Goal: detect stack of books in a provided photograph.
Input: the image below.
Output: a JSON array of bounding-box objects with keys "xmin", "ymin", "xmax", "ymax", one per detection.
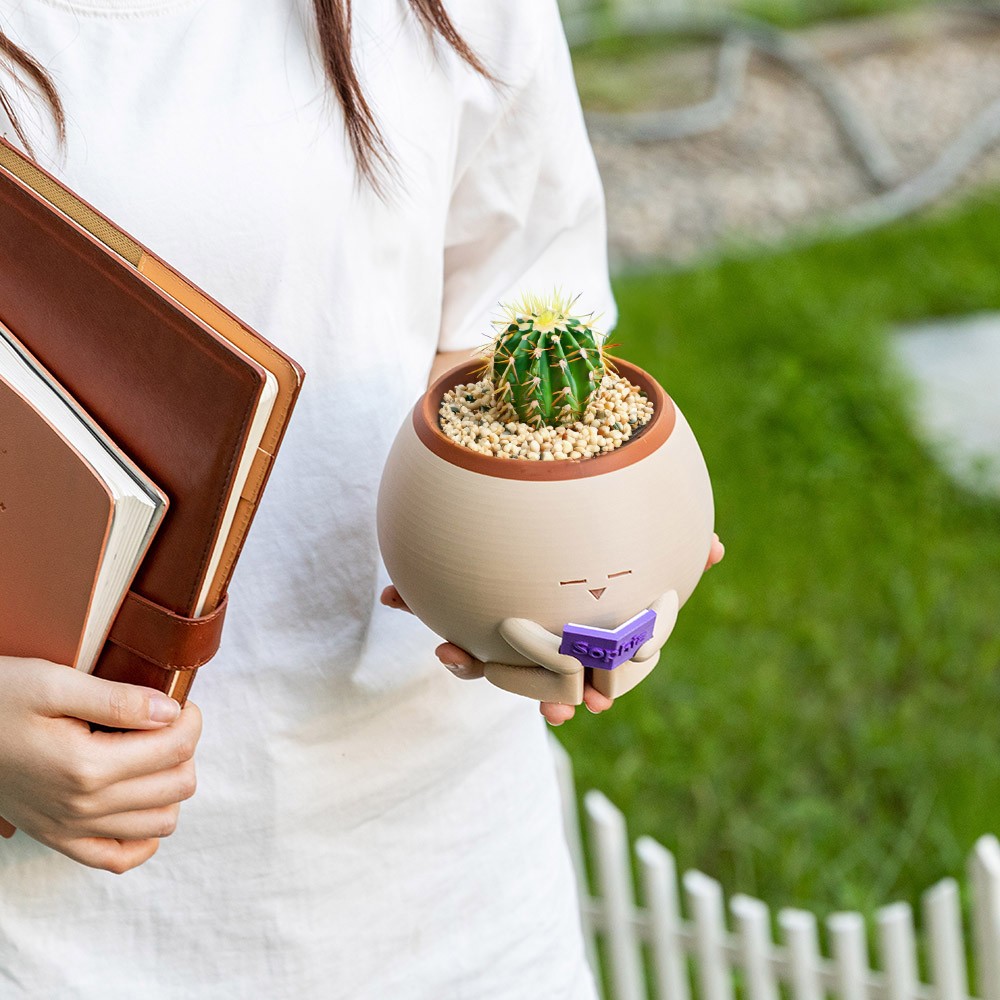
[{"xmin": 0, "ymin": 136, "xmax": 304, "ymax": 703}]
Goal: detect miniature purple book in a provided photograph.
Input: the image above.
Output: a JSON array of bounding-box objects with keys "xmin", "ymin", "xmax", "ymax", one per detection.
[{"xmin": 559, "ymin": 609, "xmax": 657, "ymax": 671}]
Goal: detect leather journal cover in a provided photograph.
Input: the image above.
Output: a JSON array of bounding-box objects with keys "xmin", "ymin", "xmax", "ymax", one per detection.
[
  {"xmin": 0, "ymin": 326, "xmax": 167, "ymax": 673},
  {"xmin": 0, "ymin": 136, "xmax": 305, "ymax": 704},
  {"xmin": 0, "ymin": 376, "xmax": 121, "ymax": 669}
]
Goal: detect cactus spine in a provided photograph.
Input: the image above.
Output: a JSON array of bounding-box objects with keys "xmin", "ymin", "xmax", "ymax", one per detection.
[{"xmin": 490, "ymin": 294, "xmax": 607, "ymax": 428}]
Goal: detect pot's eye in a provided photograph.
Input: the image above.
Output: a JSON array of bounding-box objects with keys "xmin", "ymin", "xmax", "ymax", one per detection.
[
  {"xmin": 608, "ymin": 570, "xmax": 633, "ymax": 579},
  {"xmin": 559, "ymin": 579, "xmax": 587, "ymax": 586}
]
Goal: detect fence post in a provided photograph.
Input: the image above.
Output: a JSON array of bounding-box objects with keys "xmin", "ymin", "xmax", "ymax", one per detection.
[
  {"xmin": 971, "ymin": 835, "xmax": 1000, "ymax": 1000},
  {"xmin": 923, "ymin": 878, "xmax": 969, "ymax": 1000},
  {"xmin": 584, "ymin": 791, "xmax": 646, "ymax": 1000},
  {"xmin": 684, "ymin": 870, "xmax": 735, "ymax": 1000},
  {"xmin": 731, "ymin": 894, "xmax": 780, "ymax": 1000},
  {"xmin": 827, "ymin": 912, "xmax": 871, "ymax": 1000},
  {"xmin": 637, "ymin": 836, "xmax": 692, "ymax": 1000},
  {"xmin": 555, "ymin": 750, "xmax": 1000, "ymax": 1000},
  {"xmin": 780, "ymin": 908, "xmax": 825, "ymax": 1000},
  {"xmin": 877, "ymin": 902, "xmax": 920, "ymax": 1000}
]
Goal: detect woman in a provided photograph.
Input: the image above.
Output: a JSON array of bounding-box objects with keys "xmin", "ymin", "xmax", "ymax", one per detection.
[{"xmin": 0, "ymin": 1, "xmax": 720, "ymax": 995}]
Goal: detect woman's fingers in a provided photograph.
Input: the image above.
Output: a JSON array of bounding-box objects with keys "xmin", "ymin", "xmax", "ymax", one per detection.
[
  {"xmin": 57, "ymin": 835, "xmax": 161, "ymax": 875},
  {"xmin": 380, "ymin": 586, "xmax": 411, "ymax": 613},
  {"xmin": 705, "ymin": 533, "xmax": 725, "ymax": 570},
  {"xmin": 67, "ymin": 759, "xmax": 197, "ymax": 821},
  {"xmin": 382, "ymin": 589, "xmax": 486, "ymax": 680},
  {"xmin": 540, "ymin": 701, "xmax": 576, "ymax": 726},
  {"xmin": 387, "ymin": 582, "xmax": 622, "ymax": 722},
  {"xmin": 583, "ymin": 686, "xmax": 614, "ymax": 714},
  {"xmin": 435, "ymin": 643, "xmax": 485, "ymax": 680},
  {"xmin": 44, "ymin": 666, "xmax": 182, "ymax": 730},
  {"xmin": 74, "ymin": 803, "xmax": 182, "ymax": 843},
  {"xmin": 433, "ymin": 634, "xmax": 616, "ymax": 723},
  {"xmin": 541, "ymin": 684, "xmax": 613, "ymax": 726},
  {"xmin": 83, "ymin": 702, "xmax": 202, "ymax": 786},
  {"xmin": 0, "ymin": 660, "xmax": 204, "ymax": 871}
]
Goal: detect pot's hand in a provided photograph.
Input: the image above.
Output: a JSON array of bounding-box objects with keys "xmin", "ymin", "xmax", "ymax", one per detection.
[
  {"xmin": 632, "ymin": 590, "xmax": 680, "ymax": 664},
  {"xmin": 497, "ymin": 618, "xmax": 583, "ymax": 675},
  {"xmin": 379, "ymin": 587, "xmax": 613, "ymax": 725}
]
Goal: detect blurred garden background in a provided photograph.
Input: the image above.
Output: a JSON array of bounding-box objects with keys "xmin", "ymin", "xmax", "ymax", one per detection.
[{"xmin": 555, "ymin": 0, "xmax": 1000, "ymax": 929}]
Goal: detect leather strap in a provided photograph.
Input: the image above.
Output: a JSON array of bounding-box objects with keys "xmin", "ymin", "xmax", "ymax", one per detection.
[{"xmin": 107, "ymin": 592, "xmax": 228, "ymax": 672}]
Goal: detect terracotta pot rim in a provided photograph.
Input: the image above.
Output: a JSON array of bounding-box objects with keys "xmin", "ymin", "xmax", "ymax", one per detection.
[{"xmin": 412, "ymin": 358, "xmax": 677, "ymax": 481}]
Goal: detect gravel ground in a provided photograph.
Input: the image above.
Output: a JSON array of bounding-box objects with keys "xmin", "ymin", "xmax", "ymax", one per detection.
[{"xmin": 583, "ymin": 8, "xmax": 1000, "ymax": 269}]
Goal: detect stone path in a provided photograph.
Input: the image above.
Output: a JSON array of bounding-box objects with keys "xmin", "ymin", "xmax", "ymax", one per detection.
[{"xmin": 892, "ymin": 313, "xmax": 1000, "ymax": 494}]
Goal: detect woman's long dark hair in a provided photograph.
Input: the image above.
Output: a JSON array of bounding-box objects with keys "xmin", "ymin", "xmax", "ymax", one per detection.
[{"xmin": 0, "ymin": 0, "xmax": 490, "ymax": 189}]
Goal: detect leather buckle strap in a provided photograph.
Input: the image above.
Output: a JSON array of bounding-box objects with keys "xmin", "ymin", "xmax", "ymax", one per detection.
[{"xmin": 107, "ymin": 592, "xmax": 228, "ymax": 672}]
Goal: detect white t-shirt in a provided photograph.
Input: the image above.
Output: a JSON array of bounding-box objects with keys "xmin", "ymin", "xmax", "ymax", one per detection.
[{"xmin": 0, "ymin": 1, "xmax": 616, "ymax": 996}]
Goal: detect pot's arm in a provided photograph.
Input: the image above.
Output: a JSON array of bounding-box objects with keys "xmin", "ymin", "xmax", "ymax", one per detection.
[
  {"xmin": 632, "ymin": 590, "xmax": 679, "ymax": 663},
  {"xmin": 498, "ymin": 618, "xmax": 584, "ymax": 675}
]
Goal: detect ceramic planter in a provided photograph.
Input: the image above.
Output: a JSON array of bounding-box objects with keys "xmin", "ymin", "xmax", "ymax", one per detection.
[{"xmin": 377, "ymin": 359, "xmax": 714, "ymax": 705}]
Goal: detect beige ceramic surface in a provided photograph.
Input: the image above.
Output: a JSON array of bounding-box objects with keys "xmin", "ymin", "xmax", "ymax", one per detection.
[{"xmin": 377, "ymin": 361, "xmax": 715, "ymax": 701}]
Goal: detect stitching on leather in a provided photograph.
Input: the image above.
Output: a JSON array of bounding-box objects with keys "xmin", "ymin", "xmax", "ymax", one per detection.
[
  {"xmin": 213, "ymin": 501, "xmax": 254, "ymax": 607},
  {"xmin": 106, "ymin": 634, "xmax": 215, "ymax": 671}
]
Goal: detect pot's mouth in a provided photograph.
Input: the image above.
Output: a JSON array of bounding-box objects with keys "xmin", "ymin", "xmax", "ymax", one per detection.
[{"xmin": 413, "ymin": 358, "xmax": 677, "ymax": 481}]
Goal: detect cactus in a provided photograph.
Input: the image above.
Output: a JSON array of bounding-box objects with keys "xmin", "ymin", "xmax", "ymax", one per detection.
[{"xmin": 489, "ymin": 293, "xmax": 608, "ymax": 428}]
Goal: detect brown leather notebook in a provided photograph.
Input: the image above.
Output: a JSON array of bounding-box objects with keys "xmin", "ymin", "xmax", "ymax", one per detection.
[
  {"xmin": 0, "ymin": 324, "xmax": 167, "ymax": 673},
  {"xmin": 0, "ymin": 136, "xmax": 305, "ymax": 703}
]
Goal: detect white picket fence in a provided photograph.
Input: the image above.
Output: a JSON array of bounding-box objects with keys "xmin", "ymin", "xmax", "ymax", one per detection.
[{"xmin": 553, "ymin": 740, "xmax": 1000, "ymax": 1000}]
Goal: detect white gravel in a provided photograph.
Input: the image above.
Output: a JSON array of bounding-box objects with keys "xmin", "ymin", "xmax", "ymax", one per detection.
[{"xmin": 439, "ymin": 373, "xmax": 654, "ymax": 460}]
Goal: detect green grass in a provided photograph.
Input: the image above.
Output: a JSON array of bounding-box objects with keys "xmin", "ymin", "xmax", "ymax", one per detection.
[
  {"xmin": 572, "ymin": 35, "xmax": 718, "ymax": 114},
  {"xmin": 735, "ymin": 0, "xmax": 927, "ymax": 29},
  {"xmin": 558, "ymin": 191, "xmax": 1000, "ymax": 922}
]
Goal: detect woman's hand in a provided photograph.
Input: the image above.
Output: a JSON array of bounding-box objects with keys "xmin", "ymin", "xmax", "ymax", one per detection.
[
  {"xmin": 0, "ymin": 656, "xmax": 201, "ymax": 873},
  {"xmin": 381, "ymin": 586, "xmax": 617, "ymax": 723},
  {"xmin": 706, "ymin": 533, "xmax": 725, "ymax": 570},
  {"xmin": 382, "ymin": 533, "xmax": 725, "ymax": 726}
]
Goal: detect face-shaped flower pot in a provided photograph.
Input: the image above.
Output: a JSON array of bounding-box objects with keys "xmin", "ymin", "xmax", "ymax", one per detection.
[{"xmin": 377, "ymin": 359, "xmax": 714, "ymax": 705}]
